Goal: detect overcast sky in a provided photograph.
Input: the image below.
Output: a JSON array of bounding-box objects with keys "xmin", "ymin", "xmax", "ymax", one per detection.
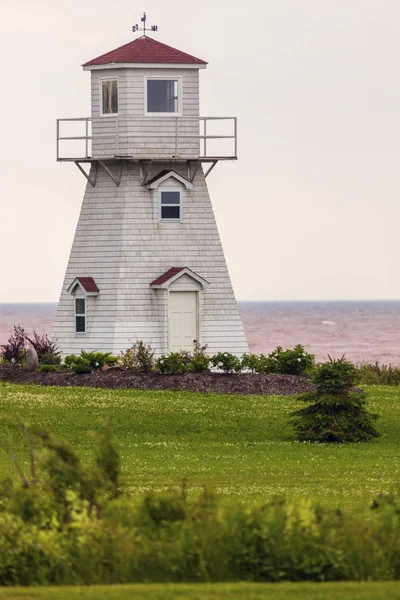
[{"xmin": 1, "ymin": 0, "xmax": 400, "ymax": 302}]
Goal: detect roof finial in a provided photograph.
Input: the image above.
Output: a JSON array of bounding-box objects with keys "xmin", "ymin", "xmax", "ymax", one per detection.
[{"xmin": 132, "ymin": 12, "xmax": 158, "ymax": 37}]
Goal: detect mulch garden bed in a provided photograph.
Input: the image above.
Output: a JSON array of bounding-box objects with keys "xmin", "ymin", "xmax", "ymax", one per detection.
[{"xmin": 0, "ymin": 364, "xmax": 314, "ymax": 396}]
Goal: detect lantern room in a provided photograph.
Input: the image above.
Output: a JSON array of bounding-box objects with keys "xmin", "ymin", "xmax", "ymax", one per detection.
[{"xmin": 57, "ymin": 36, "xmax": 238, "ymax": 166}]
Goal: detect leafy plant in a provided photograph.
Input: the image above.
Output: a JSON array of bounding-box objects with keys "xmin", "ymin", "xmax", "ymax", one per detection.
[
  {"xmin": 119, "ymin": 340, "xmax": 155, "ymax": 372},
  {"xmin": 187, "ymin": 341, "xmax": 211, "ymax": 373},
  {"xmin": 39, "ymin": 365, "xmax": 59, "ymax": 373},
  {"xmin": 241, "ymin": 353, "xmax": 260, "ymax": 373},
  {"xmin": 0, "ymin": 325, "xmax": 26, "ymax": 364},
  {"xmin": 26, "ymin": 332, "xmax": 60, "ymax": 364},
  {"xmin": 156, "ymin": 351, "xmax": 192, "ymax": 374},
  {"xmin": 71, "ymin": 358, "xmax": 92, "ymax": 374},
  {"xmin": 269, "ymin": 345, "xmax": 315, "ymax": 376},
  {"xmin": 65, "ymin": 351, "xmax": 117, "ymax": 371},
  {"xmin": 291, "ymin": 356, "xmax": 380, "ymax": 443},
  {"xmin": 211, "ymin": 352, "xmax": 242, "ymax": 374}
]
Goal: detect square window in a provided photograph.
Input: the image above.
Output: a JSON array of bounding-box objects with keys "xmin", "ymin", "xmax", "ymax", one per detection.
[
  {"xmin": 102, "ymin": 80, "xmax": 118, "ymax": 114},
  {"xmin": 160, "ymin": 190, "xmax": 181, "ymax": 220},
  {"xmin": 147, "ymin": 79, "xmax": 179, "ymax": 113}
]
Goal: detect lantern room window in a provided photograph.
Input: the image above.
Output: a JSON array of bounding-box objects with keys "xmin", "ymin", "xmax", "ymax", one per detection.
[
  {"xmin": 75, "ymin": 298, "xmax": 86, "ymax": 333},
  {"xmin": 159, "ymin": 189, "xmax": 181, "ymax": 221},
  {"xmin": 146, "ymin": 78, "xmax": 180, "ymax": 114},
  {"xmin": 101, "ymin": 79, "xmax": 118, "ymax": 115}
]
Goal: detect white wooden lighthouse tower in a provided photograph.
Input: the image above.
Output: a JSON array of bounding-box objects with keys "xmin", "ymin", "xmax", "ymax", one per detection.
[{"xmin": 53, "ymin": 16, "xmax": 248, "ymax": 357}]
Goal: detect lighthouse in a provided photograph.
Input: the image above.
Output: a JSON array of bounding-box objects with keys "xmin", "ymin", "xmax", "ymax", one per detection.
[{"xmin": 53, "ymin": 16, "xmax": 248, "ymax": 357}]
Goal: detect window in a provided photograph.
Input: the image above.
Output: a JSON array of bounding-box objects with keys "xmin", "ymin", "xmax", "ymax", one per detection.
[
  {"xmin": 147, "ymin": 79, "xmax": 179, "ymax": 114},
  {"xmin": 101, "ymin": 79, "xmax": 118, "ymax": 115},
  {"xmin": 160, "ymin": 190, "xmax": 181, "ymax": 220},
  {"xmin": 75, "ymin": 298, "xmax": 86, "ymax": 333}
]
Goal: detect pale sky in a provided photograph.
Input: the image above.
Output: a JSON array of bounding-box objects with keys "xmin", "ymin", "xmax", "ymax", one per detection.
[{"xmin": 1, "ymin": 0, "xmax": 400, "ymax": 302}]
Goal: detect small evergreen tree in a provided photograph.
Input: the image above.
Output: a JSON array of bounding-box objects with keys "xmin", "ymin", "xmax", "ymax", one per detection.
[{"xmin": 291, "ymin": 356, "xmax": 379, "ymax": 443}]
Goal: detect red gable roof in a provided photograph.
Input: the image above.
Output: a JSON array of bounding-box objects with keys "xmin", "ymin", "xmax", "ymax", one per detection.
[
  {"xmin": 76, "ymin": 277, "xmax": 99, "ymax": 293},
  {"xmin": 83, "ymin": 36, "xmax": 207, "ymax": 67},
  {"xmin": 150, "ymin": 267, "xmax": 185, "ymax": 286}
]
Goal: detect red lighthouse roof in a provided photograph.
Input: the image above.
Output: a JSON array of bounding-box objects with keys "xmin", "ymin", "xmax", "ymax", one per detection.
[{"xmin": 83, "ymin": 36, "xmax": 207, "ymax": 67}]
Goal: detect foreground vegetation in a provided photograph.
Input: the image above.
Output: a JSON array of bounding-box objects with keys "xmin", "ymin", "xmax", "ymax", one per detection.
[
  {"xmin": 0, "ymin": 383, "xmax": 397, "ymax": 506},
  {"xmin": 1, "ymin": 582, "xmax": 400, "ymax": 599},
  {"xmin": 1, "ymin": 414, "xmax": 400, "ymax": 586}
]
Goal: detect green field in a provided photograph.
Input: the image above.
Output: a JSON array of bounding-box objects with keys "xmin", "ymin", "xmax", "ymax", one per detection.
[
  {"xmin": 0, "ymin": 382, "xmax": 399, "ymax": 507},
  {"xmin": 0, "ymin": 582, "xmax": 399, "ymax": 600}
]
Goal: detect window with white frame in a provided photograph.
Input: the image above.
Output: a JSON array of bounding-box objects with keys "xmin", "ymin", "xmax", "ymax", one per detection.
[
  {"xmin": 101, "ymin": 79, "xmax": 118, "ymax": 115},
  {"xmin": 147, "ymin": 79, "xmax": 180, "ymax": 114},
  {"xmin": 75, "ymin": 298, "xmax": 86, "ymax": 333},
  {"xmin": 159, "ymin": 189, "xmax": 181, "ymax": 220}
]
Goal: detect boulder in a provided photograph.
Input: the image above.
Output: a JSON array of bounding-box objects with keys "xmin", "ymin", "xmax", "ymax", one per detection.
[{"xmin": 26, "ymin": 347, "xmax": 39, "ymax": 371}]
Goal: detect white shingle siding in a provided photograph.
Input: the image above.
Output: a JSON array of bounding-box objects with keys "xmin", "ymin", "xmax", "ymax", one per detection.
[
  {"xmin": 53, "ymin": 162, "xmax": 248, "ymax": 357},
  {"xmin": 91, "ymin": 68, "xmax": 200, "ymax": 159}
]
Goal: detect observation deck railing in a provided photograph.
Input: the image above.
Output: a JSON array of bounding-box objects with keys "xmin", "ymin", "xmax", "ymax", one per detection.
[{"xmin": 56, "ymin": 116, "xmax": 237, "ymax": 162}]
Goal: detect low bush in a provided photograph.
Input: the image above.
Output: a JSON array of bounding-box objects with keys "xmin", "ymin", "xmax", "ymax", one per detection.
[
  {"xmin": 211, "ymin": 352, "xmax": 242, "ymax": 373},
  {"xmin": 65, "ymin": 351, "xmax": 118, "ymax": 371},
  {"xmin": 71, "ymin": 358, "xmax": 93, "ymax": 374},
  {"xmin": 39, "ymin": 364, "xmax": 59, "ymax": 373},
  {"xmin": 187, "ymin": 341, "xmax": 211, "ymax": 373},
  {"xmin": 1, "ymin": 428, "xmax": 400, "ymax": 585},
  {"xmin": 291, "ymin": 356, "xmax": 380, "ymax": 443},
  {"xmin": 0, "ymin": 325, "xmax": 26, "ymax": 364},
  {"xmin": 26, "ymin": 332, "xmax": 61, "ymax": 364},
  {"xmin": 156, "ymin": 351, "xmax": 192, "ymax": 374},
  {"xmin": 120, "ymin": 341, "xmax": 155, "ymax": 372},
  {"xmin": 268, "ymin": 344, "xmax": 315, "ymax": 375}
]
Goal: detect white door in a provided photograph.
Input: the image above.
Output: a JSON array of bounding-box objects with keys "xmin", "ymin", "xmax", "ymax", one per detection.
[{"xmin": 169, "ymin": 291, "xmax": 198, "ymax": 352}]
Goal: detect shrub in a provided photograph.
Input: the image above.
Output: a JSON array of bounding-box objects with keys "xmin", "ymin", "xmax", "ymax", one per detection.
[
  {"xmin": 80, "ymin": 350, "xmax": 118, "ymax": 369},
  {"xmin": 71, "ymin": 358, "xmax": 93, "ymax": 374},
  {"xmin": 241, "ymin": 353, "xmax": 260, "ymax": 373},
  {"xmin": 65, "ymin": 351, "xmax": 117, "ymax": 370},
  {"xmin": 187, "ymin": 341, "xmax": 211, "ymax": 373},
  {"xmin": 211, "ymin": 352, "xmax": 242, "ymax": 373},
  {"xmin": 26, "ymin": 332, "xmax": 60, "ymax": 364},
  {"xmin": 156, "ymin": 351, "xmax": 192, "ymax": 374},
  {"xmin": 119, "ymin": 341, "xmax": 155, "ymax": 372},
  {"xmin": 269, "ymin": 345, "xmax": 315, "ymax": 376},
  {"xmin": 40, "ymin": 352, "xmax": 62, "ymax": 366},
  {"xmin": 39, "ymin": 365, "xmax": 59, "ymax": 373},
  {"xmin": 291, "ymin": 356, "xmax": 380, "ymax": 443},
  {"xmin": 0, "ymin": 325, "xmax": 26, "ymax": 364}
]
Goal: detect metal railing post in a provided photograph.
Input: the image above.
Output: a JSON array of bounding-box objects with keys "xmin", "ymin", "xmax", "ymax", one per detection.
[
  {"xmin": 56, "ymin": 119, "xmax": 60, "ymax": 161},
  {"xmin": 204, "ymin": 118, "xmax": 207, "ymax": 157},
  {"xmin": 234, "ymin": 117, "xmax": 237, "ymax": 158},
  {"xmin": 115, "ymin": 115, "xmax": 119, "ymax": 156},
  {"xmin": 85, "ymin": 118, "xmax": 89, "ymax": 158},
  {"xmin": 175, "ymin": 117, "xmax": 178, "ymax": 156}
]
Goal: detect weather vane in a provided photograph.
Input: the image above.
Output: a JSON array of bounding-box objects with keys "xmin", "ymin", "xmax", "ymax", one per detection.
[{"xmin": 132, "ymin": 12, "xmax": 158, "ymax": 36}]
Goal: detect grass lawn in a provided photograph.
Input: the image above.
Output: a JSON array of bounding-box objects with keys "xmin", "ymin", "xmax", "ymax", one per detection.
[
  {"xmin": 0, "ymin": 582, "xmax": 400, "ymax": 599},
  {"xmin": 0, "ymin": 383, "xmax": 399, "ymax": 507}
]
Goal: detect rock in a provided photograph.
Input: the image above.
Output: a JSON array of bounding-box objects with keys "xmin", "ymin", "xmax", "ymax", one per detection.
[{"xmin": 26, "ymin": 347, "xmax": 39, "ymax": 371}]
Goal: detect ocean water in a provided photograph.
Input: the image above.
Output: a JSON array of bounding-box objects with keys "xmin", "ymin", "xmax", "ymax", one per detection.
[{"xmin": 1, "ymin": 301, "xmax": 400, "ymax": 364}]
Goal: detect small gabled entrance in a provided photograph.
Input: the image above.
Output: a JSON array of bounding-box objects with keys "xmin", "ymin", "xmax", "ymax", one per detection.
[
  {"xmin": 168, "ymin": 291, "xmax": 198, "ymax": 352},
  {"xmin": 150, "ymin": 266, "xmax": 211, "ymax": 354}
]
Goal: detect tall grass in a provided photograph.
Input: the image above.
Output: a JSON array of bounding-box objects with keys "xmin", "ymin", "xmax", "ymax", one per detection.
[
  {"xmin": 2, "ymin": 486, "xmax": 400, "ymax": 585},
  {"xmin": 356, "ymin": 362, "xmax": 400, "ymax": 385}
]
